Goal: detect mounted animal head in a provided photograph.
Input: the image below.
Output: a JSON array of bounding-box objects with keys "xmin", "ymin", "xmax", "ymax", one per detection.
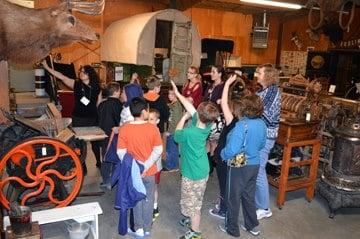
[{"xmin": 0, "ymin": 0, "xmax": 104, "ymax": 65}]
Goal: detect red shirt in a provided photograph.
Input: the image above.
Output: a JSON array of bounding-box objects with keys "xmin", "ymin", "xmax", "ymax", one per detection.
[{"xmin": 182, "ymin": 82, "xmax": 203, "ymax": 108}]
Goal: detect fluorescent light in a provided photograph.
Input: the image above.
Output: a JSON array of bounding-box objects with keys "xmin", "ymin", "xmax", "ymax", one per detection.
[{"xmin": 240, "ymin": 0, "xmax": 302, "ymax": 10}]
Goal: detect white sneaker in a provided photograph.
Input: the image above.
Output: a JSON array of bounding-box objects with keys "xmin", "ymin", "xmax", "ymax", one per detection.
[
  {"xmin": 127, "ymin": 228, "xmax": 144, "ymax": 238},
  {"xmin": 241, "ymin": 224, "xmax": 260, "ymax": 236},
  {"xmin": 256, "ymin": 208, "xmax": 272, "ymax": 220}
]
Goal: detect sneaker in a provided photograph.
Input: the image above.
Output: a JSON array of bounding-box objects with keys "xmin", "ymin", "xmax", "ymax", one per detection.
[
  {"xmin": 162, "ymin": 167, "xmax": 179, "ymax": 172},
  {"xmin": 179, "ymin": 217, "xmax": 191, "ymax": 228},
  {"xmin": 218, "ymin": 224, "xmax": 227, "ymax": 233},
  {"xmin": 214, "ymin": 196, "xmax": 222, "ymax": 211},
  {"xmin": 144, "ymin": 231, "xmax": 151, "ymax": 237},
  {"xmin": 99, "ymin": 182, "xmax": 111, "ymax": 190},
  {"xmin": 256, "ymin": 208, "xmax": 272, "ymax": 220},
  {"xmin": 209, "ymin": 208, "xmax": 225, "ymax": 219},
  {"xmin": 179, "ymin": 230, "xmax": 202, "ymax": 239},
  {"xmin": 127, "ymin": 228, "xmax": 145, "ymax": 238},
  {"xmin": 152, "ymin": 207, "xmax": 159, "ymax": 222},
  {"xmin": 241, "ymin": 224, "xmax": 260, "ymax": 236}
]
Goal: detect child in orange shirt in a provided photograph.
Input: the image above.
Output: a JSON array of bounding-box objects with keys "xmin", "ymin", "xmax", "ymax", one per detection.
[{"xmin": 117, "ymin": 97, "xmax": 163, "ymax": 238}]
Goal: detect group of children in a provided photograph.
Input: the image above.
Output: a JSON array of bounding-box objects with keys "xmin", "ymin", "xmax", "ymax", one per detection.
[{"xmin": 96, "ymin": 72, "xmax": 267, "ymax": 239}]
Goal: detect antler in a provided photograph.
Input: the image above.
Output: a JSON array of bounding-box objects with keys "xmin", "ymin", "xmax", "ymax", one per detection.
[{"xmin": 65, "ymin": 0, "xmax": 105, "ymax": 15}]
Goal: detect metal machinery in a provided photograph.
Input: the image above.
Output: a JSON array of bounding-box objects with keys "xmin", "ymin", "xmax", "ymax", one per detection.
[
  {"xmin": 0, "ymin": 109, "xmax": 85, "ymax": 210},
  {"xmin": 280, "ymin": 74, "xmax": 360, "ymax": 216},
  {"xmin": 316, "ymin": 99, "xmax": 360, "ymax": 218},
  {"xmin": 280, "ymin": 74, "xmax": 323, "ymax": 121}
]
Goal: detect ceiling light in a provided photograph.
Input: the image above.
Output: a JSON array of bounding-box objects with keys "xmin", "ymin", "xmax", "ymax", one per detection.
[{"xmin": 240, "ymin": 0, "xmax": 302, "ymax": 10}]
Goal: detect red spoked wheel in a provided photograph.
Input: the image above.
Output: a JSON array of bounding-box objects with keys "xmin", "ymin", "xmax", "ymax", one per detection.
[{"xmin": 0, "ymin": 137, "xmax": 83, "ymax": 209}]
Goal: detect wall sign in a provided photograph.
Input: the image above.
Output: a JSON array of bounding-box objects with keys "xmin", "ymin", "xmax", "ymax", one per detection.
[{"xmin": 115, "ymin": 66, "xmax": 123, "ymax": 81}]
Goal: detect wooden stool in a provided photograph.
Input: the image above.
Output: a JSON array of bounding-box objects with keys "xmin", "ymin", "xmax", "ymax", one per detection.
[
  {"xmin": 5, "ymin": 222, "xmax": 40, "ymax": 239},
  {"xmin": 268, "ymin": 120, "xmax": 321, "ymax": 208}
]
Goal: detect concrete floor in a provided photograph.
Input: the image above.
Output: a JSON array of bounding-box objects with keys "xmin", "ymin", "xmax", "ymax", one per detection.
[{"xmin": 42, "ymin": 145, "xmax": 360, "ymax": 239}]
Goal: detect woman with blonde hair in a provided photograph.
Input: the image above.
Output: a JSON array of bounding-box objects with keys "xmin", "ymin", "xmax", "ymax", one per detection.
[
  {"xmin": 254, "ymin": 64, "xmax": 281, "ymax": 220},
  {"xmin": 182, "ymin": 66, "xmax": 203, "ymax": 109}
]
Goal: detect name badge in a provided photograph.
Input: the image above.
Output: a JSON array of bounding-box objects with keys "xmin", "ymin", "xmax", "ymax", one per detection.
[{"xmin": 80, "ymin": 96, "xmax": 90, "ymax": 106}]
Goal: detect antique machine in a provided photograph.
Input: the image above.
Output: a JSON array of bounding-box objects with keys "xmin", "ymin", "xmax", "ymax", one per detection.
[
  {"xmin": 280, "ymin": 74, "xmax": 323, "ymax": 121},
  {"xmin": 0, "ymin": 108, "xmax": 85, "ymax": 210},
  {"xmin": 317, "ymin": 99, "xmax": 360, "ymax": 218}
]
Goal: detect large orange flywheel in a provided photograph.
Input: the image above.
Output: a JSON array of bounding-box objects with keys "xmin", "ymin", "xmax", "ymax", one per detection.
[{"xmin": 0, "ymin": 137, "xmax": 83, "ymax": 209}]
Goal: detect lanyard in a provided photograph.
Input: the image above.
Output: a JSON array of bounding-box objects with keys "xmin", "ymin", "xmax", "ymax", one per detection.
[{"xmin": 81, "ymin": 83, "xmax": 92, "ymax": 100}]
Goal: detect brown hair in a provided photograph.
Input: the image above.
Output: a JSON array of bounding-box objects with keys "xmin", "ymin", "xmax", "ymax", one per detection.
[
  {"xmin": 256, "ymin": 63, "xmax": 279, "ymax": 86},
  {"xmin": 197, "ymin": 101, "xmax": 219, "ymax": 124},
  {"xmin": 211, "ymin": 65, "xmax": 227, "ymax": 81},
  {"xmin": 233, "ymin": 94, "xmax": 263, "ymax": 119},
  {"xmin": 149, "ymin": 108, "xmax": 160, "ymax": 119},
  {"xmin": 146, "ymin": 76, "xmax": 161, "ymax": 90},
  {"xmin": 106, "ymin": 82, "xmax": 120, "ymax": 96}
]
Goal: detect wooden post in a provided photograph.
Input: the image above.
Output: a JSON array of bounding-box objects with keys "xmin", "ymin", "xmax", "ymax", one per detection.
[{"xmin": 0, "ymin": 61, "xmax": 10, "ymax": 123}]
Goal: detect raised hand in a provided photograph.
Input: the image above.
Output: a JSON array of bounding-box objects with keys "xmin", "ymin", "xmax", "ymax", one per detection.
[
  {"xmin": 170, "ymin": 80, "xmax": 179, "ymax": 94},
  {"xmin": 225, "ymin": 74, "xmax": 237, "ymax": 86}
]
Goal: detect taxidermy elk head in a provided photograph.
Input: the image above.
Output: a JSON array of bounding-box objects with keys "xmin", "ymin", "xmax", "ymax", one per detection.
[{"xmin": 0, "ymin": 0, "xmax": 103, "ymax": 65}]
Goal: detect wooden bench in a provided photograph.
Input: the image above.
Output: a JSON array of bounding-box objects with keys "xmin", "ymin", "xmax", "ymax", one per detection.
[{"xmin": 3, "ymin": 202, "xmax": 103, "ymax": 239}]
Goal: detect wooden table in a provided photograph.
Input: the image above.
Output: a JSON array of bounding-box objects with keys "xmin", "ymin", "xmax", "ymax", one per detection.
[
  {"xmin": 72, "ymin": 126, "xmax": 107, "ymax": 141},
  {"xmin": 268, "ymin": 119, "xmax": 321, "ymax": 208}
]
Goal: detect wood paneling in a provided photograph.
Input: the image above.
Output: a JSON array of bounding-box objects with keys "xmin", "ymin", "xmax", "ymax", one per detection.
[
  {"xmin": 281, "ymin": 16, "xmax": 331, "ymax": 52},
  {"xmin": 184, "ymin": 8, "xmax": 280, "ymax": 64}
]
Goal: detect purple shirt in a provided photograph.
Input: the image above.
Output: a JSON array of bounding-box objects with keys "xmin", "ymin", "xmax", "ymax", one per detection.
[{"xmin": 204, "ymin": 82, "xmax": 224, "ymax": 106}]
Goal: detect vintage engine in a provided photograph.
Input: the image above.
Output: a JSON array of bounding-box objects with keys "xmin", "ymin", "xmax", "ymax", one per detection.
[{"xmin": 280, "ymin": 74, "xmax": 322, "ymax": 121}]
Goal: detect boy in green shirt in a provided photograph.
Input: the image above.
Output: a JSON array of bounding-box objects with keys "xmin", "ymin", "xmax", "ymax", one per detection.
[{"xmin": 170, "ymin": 81, "xmax": 219, "ymax": 239}]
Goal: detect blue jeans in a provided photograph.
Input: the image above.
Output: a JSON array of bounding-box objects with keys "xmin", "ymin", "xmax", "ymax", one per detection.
[
  {"xmin": 255, "ymin": 139, "xmax": 275, "ymax": 210},
  {"xmin": 133, "ymin": 176, "xmax": 155, "ymax": 232},
  {"xmin": 165, "ymin": 134, "xmax": 179, "ymax": 169}
]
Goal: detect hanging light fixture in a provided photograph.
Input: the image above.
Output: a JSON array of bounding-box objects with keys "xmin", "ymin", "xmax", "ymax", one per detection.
[{"xmin": 240, "ymin": 0, "xmax": 302, "ymax": 10}]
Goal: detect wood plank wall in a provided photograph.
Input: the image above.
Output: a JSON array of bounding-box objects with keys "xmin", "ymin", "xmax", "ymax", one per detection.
[
  {"xmin": 280, "ymin": 16, "xmax": 330, "ymax": 52},
  {"xmin": 184, "ymin": 8, "xmax": 280, "ymax": 65}
]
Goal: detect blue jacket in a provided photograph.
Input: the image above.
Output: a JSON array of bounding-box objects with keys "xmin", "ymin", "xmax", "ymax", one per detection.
[
  {"xmin": 221, "ymin": 117, "xmax": 266, "ymax": 165},
  {"xmin": 104, "ymin": 133, "xmax": 146, "ymax": 235}
]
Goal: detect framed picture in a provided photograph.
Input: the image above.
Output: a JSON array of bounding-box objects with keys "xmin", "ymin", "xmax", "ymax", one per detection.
[{"xmin": 115, "ymin": 66, "xmax": 123, "ymax": 81}]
